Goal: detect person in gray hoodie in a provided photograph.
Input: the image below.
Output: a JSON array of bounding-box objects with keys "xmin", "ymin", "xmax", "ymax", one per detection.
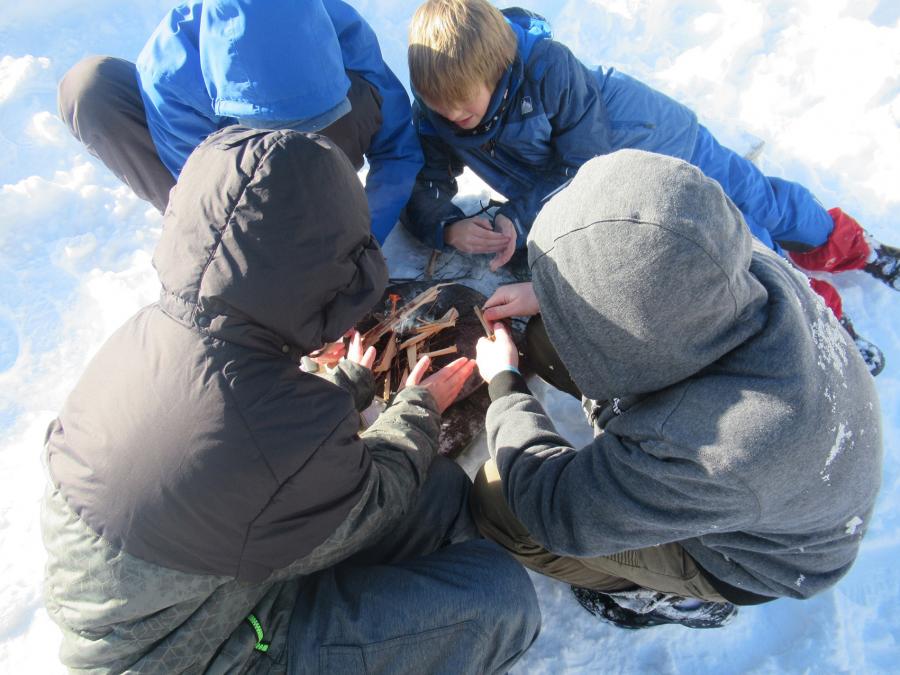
[
  {"xmin": 470, "ymin": 149, "xmax": 883, "ymax": 629},
  {"xmin": 41, "ymin": 126, "xmax": 540, "ymax": 672}
]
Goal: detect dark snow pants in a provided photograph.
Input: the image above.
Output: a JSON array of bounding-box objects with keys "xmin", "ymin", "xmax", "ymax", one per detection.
[
  {"xmin": 57, "ymin": 55, "xmax": 382, "ymax": 214},
  {"xmin": 288, "ymin": 457, "xmax": 542, "ymax": 675}
]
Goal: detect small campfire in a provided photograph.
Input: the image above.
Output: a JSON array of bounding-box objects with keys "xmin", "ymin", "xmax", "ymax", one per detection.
[
  {"xmin": 351, "ymin": 281, "xmax": 523, "ymax": 458},
  {"xmin": 362, "ymin": 284, "xmax": 467, "ymax": 400}
]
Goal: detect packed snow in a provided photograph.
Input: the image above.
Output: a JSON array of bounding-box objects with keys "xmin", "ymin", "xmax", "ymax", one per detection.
[{"xmin": 1, "ymin": 1, "xmax": 898, "ymax": 672}]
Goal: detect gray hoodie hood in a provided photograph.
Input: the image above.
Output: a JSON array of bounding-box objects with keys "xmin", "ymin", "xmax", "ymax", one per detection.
[
  {"xmin": 529, "ymin": 149, "xmax": 768, "ymax": 400},
  {"xmin": 153, "ymin": 126, "xmax": 388, "ymax": 357}
]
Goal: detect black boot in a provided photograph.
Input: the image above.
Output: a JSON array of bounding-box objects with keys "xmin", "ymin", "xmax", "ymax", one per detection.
[
  {"xmin": 571, "ymin": 586, "xmax": 737, "ymax": 630},
  {"xmin": 840, "ymin": 316, "xmax": 885, "ymax": 377},
  {"xmin": 864, "ymin": 240, "xmax": 900, "ymax": 291}
]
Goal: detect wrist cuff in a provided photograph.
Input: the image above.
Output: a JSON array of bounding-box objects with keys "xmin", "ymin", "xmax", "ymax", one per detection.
[{"xmin": 488, "ymin": 369, "xmax": 531, "ymax": 401}]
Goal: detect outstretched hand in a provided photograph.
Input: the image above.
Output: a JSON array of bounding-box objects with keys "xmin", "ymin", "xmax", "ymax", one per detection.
[
  {"xmin": 345, "ymin": 329, "xmax": 376, "ymax": 370},
  {"xmin": 406, "ymin": 356, "xmax": 477, "ymax": 413},
  {"xmin": 475, "ymin": 322, "xmax": 519, "ymax": 383},
  {"xmin": 482, "ymin": 282, "xmax": 539, "ymax": 322}
]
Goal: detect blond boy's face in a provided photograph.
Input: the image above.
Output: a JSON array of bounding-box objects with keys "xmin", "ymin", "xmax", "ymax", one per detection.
[{"xmin": 425, "ymin": 82, "xmax": 493, "ymax": 130}]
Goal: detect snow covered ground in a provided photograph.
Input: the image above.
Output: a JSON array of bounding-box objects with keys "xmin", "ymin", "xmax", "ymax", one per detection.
[{"xmin": 1, "ymin": 0, "xmax": 898, "ymax": 672}]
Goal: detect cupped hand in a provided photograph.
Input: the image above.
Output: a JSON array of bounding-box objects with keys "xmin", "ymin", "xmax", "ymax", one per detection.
[
  {"xmin": 482, "ymin": 282, "xmax": 539, "ymax": 322},
  {"xmin": 475, "ymin": 322, "xmax": 519, "ymax": 383},
  {"xmin": 345, "ymin": 329, "xmax": 376, "ymax": 370},
  {"xmin": 406, "ymin": 356, "xmax": 477, "ymax": 413},
  {"xmin": 489, "ymin": 213, "xmax": 517, "ymax": 271},
  {"xmin": 444, "ymin": 216, "xmax": 512, "ymax": 254}
]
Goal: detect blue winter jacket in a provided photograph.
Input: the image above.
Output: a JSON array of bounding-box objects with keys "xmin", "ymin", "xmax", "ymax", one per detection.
[
  {"xmin": 405, "ymin": 9, "xmax": 698, "ymax": 249},
  {"xmin": 136, "ymin": 0, "xmax": 423, "ymax": 243}
]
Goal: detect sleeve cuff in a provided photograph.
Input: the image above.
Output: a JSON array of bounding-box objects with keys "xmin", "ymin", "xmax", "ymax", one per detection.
[{"xmin": 488, "ymin": 369, "xmax": 532, "ymax": 401}]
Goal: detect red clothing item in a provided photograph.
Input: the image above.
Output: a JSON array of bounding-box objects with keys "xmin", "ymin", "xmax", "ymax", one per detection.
[
  {"xmin": 808, "ymin": 278, "xmax": 843, "ymax": 320},
  {"xmin": 789, "ymin": 208, "xmax": 870, "ymax": 274}
]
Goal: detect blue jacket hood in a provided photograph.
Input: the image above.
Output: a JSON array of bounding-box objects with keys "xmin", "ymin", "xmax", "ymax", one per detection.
[
  {"xmin": 136, "ymin": 0, "xmax": 422, "ymax": 243},
  {"xmin": 199, "ymin": 0, "xmax": 350, "ymax": 123},
  {"xmin": 505, "ymin": 7, "xmax": 552, "ymax": 58},
  {"xmin": 417, "ymin": 8, "xmax": 551, "ymax": 148}
]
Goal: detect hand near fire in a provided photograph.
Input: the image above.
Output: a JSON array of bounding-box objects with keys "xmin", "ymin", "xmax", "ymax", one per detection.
[
  {"xmin": 307, "ymin": 329, "xmax": 375, "ymax": 370},
  {"xmin": 475, "ymin": 323, "xmax": 519, "ymax": 383},
  {"xmin": 406, "ymin": 356, "xmax": 477, "ymax": 413},
  {"xmin": 482, "ymin": 282, "xmax": 539, "ymax": 322},
  {"xmin": 345, "ymin": 329, "xmax": 376, "ymax": 370}
]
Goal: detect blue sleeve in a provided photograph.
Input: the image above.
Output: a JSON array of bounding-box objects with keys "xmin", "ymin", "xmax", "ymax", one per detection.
[
  {"xmin": 402, "ymin": 115, "xmax": 467, "ymax": 250},
  {"xmin": 498, "ymin": 42, "xmax": 612, "ymax": 246},
  {"xmin": 326, "ymin": 0, "xmax": 424, "ymax": 244}
]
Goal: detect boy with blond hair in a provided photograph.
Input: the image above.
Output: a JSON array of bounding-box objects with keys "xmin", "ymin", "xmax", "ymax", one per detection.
[{"xmin": 404, "ymin": 0, "xmax": 898, "ymax": 375}]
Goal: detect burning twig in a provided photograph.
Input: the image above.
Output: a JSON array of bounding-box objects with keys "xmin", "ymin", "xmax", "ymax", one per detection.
[{"xmin": 363, "ymin": 283, "xmax": 452, "ymax": 349}]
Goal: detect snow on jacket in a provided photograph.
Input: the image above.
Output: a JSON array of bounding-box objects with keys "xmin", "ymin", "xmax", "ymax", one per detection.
[
  {"xmin": 404, "ymin": 8, "xmax": 697, "ymax": 250},
  {"xmin": 42, "ymin": 127, "xmax": 442, "ymax": 672},
  {"xmin": 136, "ymin": 0, "xmax": 423, "ymax": 243},
  {"xmin": 485, "ymin": 149, "xmax": 882, "ymax": 602}
]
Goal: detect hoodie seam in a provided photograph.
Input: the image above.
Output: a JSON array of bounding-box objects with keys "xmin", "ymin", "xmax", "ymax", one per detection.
[
  {"xmin": 219, "ymin": 376, "xmax": 279, "ymax": 579},
  {"xmin": 194, "ymin": 134, "xmax": 289, "ymax": 325},
  {"xmin": 226, "ymin": 369, "xmax": 364, "ymax": 580},
  {"xmin": 657, "ymin": 383, "xmax": 692, "ymax": 435},
  {"xmin": 658, "ymin": 382, "xmax": 764, "ymax": 529},
  {"xmin": 531, "ymin": 217, "xmax": 742, "ymax": 319},
  {"xmin": 237, "ymin": 404, "xmax": 366, "ymax": 580}
]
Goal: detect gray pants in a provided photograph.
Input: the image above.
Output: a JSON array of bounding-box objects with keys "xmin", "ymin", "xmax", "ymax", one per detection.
[
  {"xmin": 58, "ymin": 56, "xmax": 175, "ymax": 212},
  {"xmin": 57, "ymin": 56, "xmax": 382, "ymax": 214},
  {"xmin": 288, "ymin": 457, "xmax": 541, "ymax": 674}
]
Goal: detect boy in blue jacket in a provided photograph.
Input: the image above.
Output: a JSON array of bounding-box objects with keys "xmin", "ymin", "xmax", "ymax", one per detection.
[
  {"xmin": 404, "ymin": 0, "xmax": 897, "ymax": 375},
  {"xmin": 58, "ymin": 0, "xmax": 422, "ymax": 245}
]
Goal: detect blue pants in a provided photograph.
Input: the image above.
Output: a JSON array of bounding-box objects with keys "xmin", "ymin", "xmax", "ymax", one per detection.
[
  {"xmin": 690, "ymin": 125, "xmax": 834, "ymax": 254},
  {"xmin": 287, "ymin": 457, "xmax": 541, "ymax": 674}
]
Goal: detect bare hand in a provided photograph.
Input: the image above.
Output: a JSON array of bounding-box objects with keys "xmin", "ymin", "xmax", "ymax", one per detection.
[
  {"xmin": 308, "ymin": 340, "xmax": 346, "ymax": 368},
  {"xmin": 345, "ymin": 329, "xmax": 376, "ymax": 370},
  {"xmin": 476, "ymin": 323, "xmax": 519, "ymax": 383},
  {"xmin": 444, "ymin": 216, "xmax": 512, "ymax": 254},
  {"xmin": 489, "ymin": 213, "xmax": 517, "ymax": 271},
  {"xmin": 406, "ymin": 356, "xmax": 477, "ymax": 413},
  {"xmin": 482, "ymin": 282, "xmax": 539, "ymax": 322}
]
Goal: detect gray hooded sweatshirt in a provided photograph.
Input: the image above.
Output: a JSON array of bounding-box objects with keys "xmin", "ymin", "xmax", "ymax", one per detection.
[
  {"xmin": 486, "ymin": 149, "xmax": 882, "ymax": 602},
  {"xmin": 42, "ymin": 127, "xmax": 443, "ymax": 672}
]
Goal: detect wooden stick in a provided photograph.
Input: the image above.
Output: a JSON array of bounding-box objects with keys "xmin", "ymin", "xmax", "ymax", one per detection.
[
  {"xmin": 473, "ymin": 305, "xmax": 495, "ymax": 340},
  {"xmin": 382, "ymin": 369, "xmax": 391, "ymax": 400},
  {"xmin": 373, "ymin": 333, "xmax": 398, "ymax": 373},
  {"xmin": 436, "ymin": 307, "xmax": 459, "ymax": 324},
  {"xmin": 425, "ymin": 249, "xmax": 440, "ymax": 280},
  {"xmin": 399, "ymin": 322, "xmax": 454, "ymax": 349},
  {"xmin": 406, "ymin": 344, "xmax": 418, "ymax": 372},
  {"xmin": 423, "ymin": 345, "xmax": 458, "ymax": 358}
]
